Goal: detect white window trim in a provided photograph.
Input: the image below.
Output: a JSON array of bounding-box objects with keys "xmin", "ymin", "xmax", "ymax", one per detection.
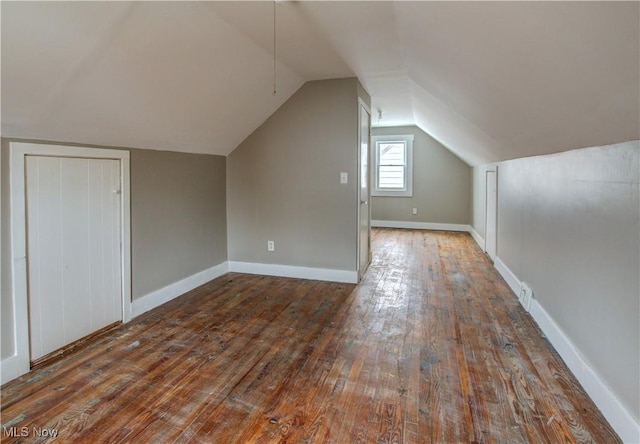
[{"xmin": 372, "ymin": 134, "xmax": 414, "ymax": 197}]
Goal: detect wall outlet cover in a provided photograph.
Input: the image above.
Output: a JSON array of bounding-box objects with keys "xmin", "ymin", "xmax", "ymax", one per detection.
[{"xmin": 520, "ymin": 282, "xmax": 533, "ymax": 312}]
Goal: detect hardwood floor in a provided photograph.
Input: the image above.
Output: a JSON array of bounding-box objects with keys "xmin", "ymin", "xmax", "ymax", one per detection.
[{"xmin": 1, "ymin": 229, "xmax": 619, "ymax": 443}]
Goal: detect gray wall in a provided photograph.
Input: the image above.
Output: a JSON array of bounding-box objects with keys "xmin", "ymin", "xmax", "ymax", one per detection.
[
  {"xmin": 371, "ymin": 126, "xmax": 471, "ymax": 225},
  {"xmin": 227, "ymin": 78, "xmax": 368, "ymax": 271},
  {"xmin": 1, "ymin": 138, "xmax": 227, "ymax": 359},
  {"xmin": 472, "ymin": 141, "xmax": 639, "ymax": 421},
  {"xmin": 131, "ymin": 149, "xmax": 227, "ymax": 299}
]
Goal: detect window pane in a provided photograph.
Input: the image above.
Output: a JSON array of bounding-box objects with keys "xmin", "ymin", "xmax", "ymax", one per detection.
[
  {"xmin": 372, "ymin": 134, "xmax": 413, "ymax": 197},
  {"xmin": 379, "ymin": 165, "xmax": 405, "ymax": 188},
  {"xmin": 379, "ymin": 143, "xmax": 405, "ymax": 166}
]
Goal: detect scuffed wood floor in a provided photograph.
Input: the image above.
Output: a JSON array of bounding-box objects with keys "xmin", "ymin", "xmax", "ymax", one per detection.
[{"xmin": 1, "ymin": 229, "xmax": 620, "ymax": 443}]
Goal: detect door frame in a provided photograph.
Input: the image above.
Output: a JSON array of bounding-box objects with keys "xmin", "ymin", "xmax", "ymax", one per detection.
[
  {"xmin": 484, "ymin": 167, "xmax": 498, "ymax": 260},
  {"xmin": 6, "ymin": 142, "xmax": 131, "ymax": 382},
  {"xmin": 356, "ymin": 99, "xmax": 372, "ymax": 281}
]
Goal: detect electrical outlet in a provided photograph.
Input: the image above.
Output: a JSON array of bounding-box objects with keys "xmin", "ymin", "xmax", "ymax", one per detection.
[
  {"xmin": 412, "ymin": 207, "xmax": 418, "ymax": 215},
  {"xmin": 519, "ymin": 282, "xmax": 533, "ymax": 312},
  {"xmin": 267, "ymin": 240, "xmax": 275, "ymax": 252}
]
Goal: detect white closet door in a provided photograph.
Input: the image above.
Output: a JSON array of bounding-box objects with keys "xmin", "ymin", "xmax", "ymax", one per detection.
[
  {"xmin": 485, "ymin": 170, "xmax": 498, "ymax": 261},
  {"xmin": 26, "ymin": 155, "xmax": 122, "ymax": 361}
]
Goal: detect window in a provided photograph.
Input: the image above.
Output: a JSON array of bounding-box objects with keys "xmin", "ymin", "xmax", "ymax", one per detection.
[{"xmin": 372, "ymin": 134, "xmax": 414, "ymax": 197}]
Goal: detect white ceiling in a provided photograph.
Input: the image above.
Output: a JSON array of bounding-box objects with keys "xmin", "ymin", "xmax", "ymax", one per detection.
[{"xmin": 2, "ymin": 1, "xmax": 638, "ymax": 166}]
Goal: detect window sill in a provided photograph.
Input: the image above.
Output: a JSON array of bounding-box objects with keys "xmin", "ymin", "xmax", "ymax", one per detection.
[{"xmin": 372, "ymin": 191, "xmax": 413, "ymax": 197}]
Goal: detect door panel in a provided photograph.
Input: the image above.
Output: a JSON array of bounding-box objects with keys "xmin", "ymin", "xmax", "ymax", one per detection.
[
  {"xmin": 26, "ymin": 156, "xmax": 122, "ymax": 361},
  {"xmin": 485, "ymin": 170, "xmax": 497, "ymax": 260},
  {"xmin": 358, "ymin": 103, "xmax": 371, "ymax": 279}
]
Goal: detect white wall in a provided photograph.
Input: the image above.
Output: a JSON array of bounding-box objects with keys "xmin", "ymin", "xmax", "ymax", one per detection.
[{"xmin": 472, "ymin": 141, "xmax": 639, "ymax": 441}]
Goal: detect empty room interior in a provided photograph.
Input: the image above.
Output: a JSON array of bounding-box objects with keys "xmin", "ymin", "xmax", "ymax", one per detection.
[{"xmin": 1, "ymin": 1, "xmax": 639, "ymax": 443}]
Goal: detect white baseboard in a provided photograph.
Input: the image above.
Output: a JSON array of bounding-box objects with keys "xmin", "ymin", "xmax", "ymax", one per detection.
[
  {"xmin": 1, "ymin": 262, "xmax": 230, "ymax": 384},
  {"xmin": 494, "ymin": 257, "xmax": 521, "ymax": 297},
  {"xmin": 469, "ymin": 226, "xmax": 485, "ymax": 249},
  {"xmin": 530, "ymin": 299, "xmax": 640, "ymax": 443},
  {"xmin": 131, "ymin": 262, "xmax": 229, "ymax": 318},
  {"xmin": 1, "ymin": 354, "xmax": 30, "ymax": 385},
  {"xmin": 228, "ymin": 261, "xmax": 358, "ymax": 284},
  {"xmin": 372, "ymin": 220, "xmax": 471, "ymax": 232},
  {"xmin": 495, "ymin": 256, "xmax": 640, "ymax": 443},
  {"xmin": 372, "ymin": 221, "xmax": 490, "ymax": 254}
]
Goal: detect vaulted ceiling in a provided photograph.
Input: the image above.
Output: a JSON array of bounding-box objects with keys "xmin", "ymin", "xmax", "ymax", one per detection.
[{"xmin": 2, "ymin": 1, "xmax": 638, "ymax": 166}]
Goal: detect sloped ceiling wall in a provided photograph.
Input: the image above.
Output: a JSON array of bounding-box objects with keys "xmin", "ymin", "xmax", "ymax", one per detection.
[{"xmin": 2, "ymin": 1, "xmax": 638, "ymax": 166}]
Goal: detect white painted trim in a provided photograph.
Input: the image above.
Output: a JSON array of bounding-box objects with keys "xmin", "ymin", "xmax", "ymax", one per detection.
[
  {"xmin": 120, "ymin": 156, "xmax": 132, "ymax": 323},
  {"xmin": 469, "ymin": 226, "xmax": 485, "ymax": 249},
  {"xmin": 371, "ymin": 220, "xmax": 471, "ymax": 232},
  {"xmin": 131, "ymin": 262, "xmax": 229, "ymax": 319},
  {"xmin": 494, "ymin": 257, "xmax": 521, "ymax": 297},
  {"xmin": 357, "ymin": 102, "xmax": 372, "ymax": 282},
  {"xmin": 494, "ymin": 254, "xmax": 640, "ymax": 443},
  {"xmin": 529, "ymin": 299, "xmax": 640, "ymax": 444},
  {"xmin": 484, "ymin": 168, "xmax": 498, "ymax": 261},
  {"xmin": 4, "ymin": 142, "xmax": 132, "ymax": 384},
  {"xmin": 372, "ymin": 134, "xmax": 415, "ymax": 197},
  {"xmin": 228, "ymin": 261, "xmax": 358, "ymax": 284},
  {"xmin": 1, "ymin": 355, "xmax": 25, "ymax": 385},
  {"xmin": 357, "ymin": 96, "xmax": 371, "ymax": 115}
]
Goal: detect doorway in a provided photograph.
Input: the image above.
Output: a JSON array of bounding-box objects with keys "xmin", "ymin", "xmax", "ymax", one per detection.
[
  {"xmin": 6, "ymin": 142, "xmax": 131, "ymax": 381},
  {"xmin": 485, "ymin": 169, "xmax": 498, "ymax": 260},
  {"xmin": 358, "ymin": 101, "xmax": 372, "ymax": 280}
]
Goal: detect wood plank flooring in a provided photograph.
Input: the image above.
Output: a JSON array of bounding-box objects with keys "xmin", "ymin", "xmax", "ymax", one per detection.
[{"xmin": 1, "ymin": 229, "xmax": 620, "ymax": 443}]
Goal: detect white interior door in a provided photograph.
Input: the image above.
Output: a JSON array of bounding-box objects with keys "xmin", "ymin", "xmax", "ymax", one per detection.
[
  {"xmin": 485, "ymin": 169, "xmax": 498, "ymax": 260},
  {"xmin": 358, "ymin": 102, "xmax": 371, "ymax": 279},
  {"xmin": 26, "ymin": 155, "xmax": 122, "ymax": 361}
]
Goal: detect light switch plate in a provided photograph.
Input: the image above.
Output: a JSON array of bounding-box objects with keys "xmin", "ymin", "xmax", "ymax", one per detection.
[{"xmin": 340, "ymin": 172, "xmax": 348, "ymax": 184}]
